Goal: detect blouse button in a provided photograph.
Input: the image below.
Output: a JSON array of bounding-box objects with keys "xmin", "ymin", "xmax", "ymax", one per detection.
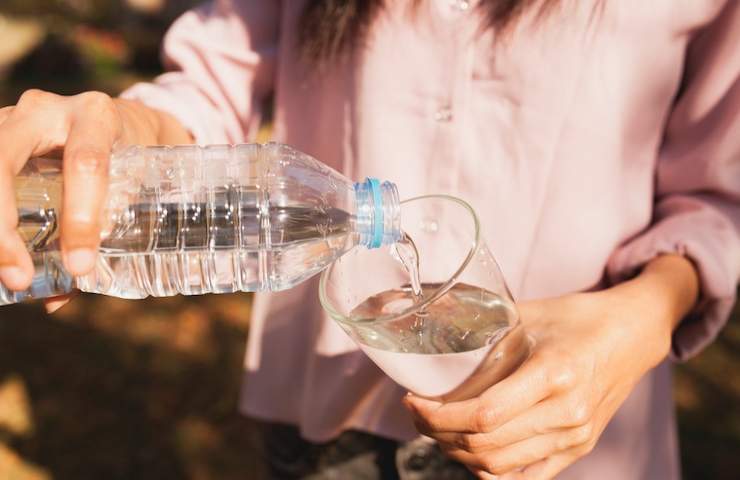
[
  {"xmin": 450, "ymin": 0, "xmax": 471, "ymax": 12},
  {"xmin": 435, "ymin": 105, "xmax": 453, "ymax": 122}
]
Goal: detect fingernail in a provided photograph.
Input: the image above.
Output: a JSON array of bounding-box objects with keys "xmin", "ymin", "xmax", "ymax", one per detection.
[
  {"xmin": 66, "ymin": 248, "xmax": 96, "ymax": 273},
  {"xmin": 0, "ymin": 266, "xmax": 26, "ymax": 289},
  {"xmin": 45, "ymin": 302, "xmax": 64, "ymax": 314},
  {"xmin": 46, "ymin": 300, "xmax": 69, "ymax": 314}
]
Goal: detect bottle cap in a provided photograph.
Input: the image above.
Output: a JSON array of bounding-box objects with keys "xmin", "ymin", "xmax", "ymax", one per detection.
[
  {"xmin": 354, "ymin": 177, "xmax": 400, "ymax": 249},
  {"xmin": 366, "ymin": 177, "xmax": 384, "ymax": 249}
]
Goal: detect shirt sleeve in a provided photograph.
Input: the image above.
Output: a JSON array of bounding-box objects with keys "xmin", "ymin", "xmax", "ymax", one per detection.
[
  {"xmin": 606, "ymin": 0, "xmax": 740, "ymax": 361},
  {"xmin": 120, "ymin": 0, "xmax": 280, "ymax": 144}
]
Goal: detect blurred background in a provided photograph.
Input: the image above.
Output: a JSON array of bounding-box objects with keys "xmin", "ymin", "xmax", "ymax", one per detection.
[{"xmin": 0, "ymin": 1, "xmax": 738, "ymax": 479}]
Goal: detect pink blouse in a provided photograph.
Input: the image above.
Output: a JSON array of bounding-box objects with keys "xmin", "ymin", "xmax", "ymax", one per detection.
[{"xmin": 123, "ymin": 1, "xmax": 740, "ymax": 478}]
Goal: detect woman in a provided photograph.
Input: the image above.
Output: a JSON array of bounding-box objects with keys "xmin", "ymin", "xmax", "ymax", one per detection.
[{"xmin": 0, "ymin": 0, "xmax": 738, "ymax": 478}]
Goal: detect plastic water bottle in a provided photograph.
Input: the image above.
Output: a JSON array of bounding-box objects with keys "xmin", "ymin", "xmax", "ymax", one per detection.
[{"xmin": 3, "ymin": 143, "xmax": 401, "ymax": 305}]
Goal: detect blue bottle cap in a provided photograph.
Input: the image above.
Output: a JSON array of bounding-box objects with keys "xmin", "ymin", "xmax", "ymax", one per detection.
[{"xmin": 367, "ymin": 177, "xmax": 384, "ymax": 249}]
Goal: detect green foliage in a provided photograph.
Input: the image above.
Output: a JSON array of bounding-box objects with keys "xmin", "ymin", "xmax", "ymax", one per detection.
[{"xmin": 0, "ymin": 0, "xmax": 125, "ymax": 28}]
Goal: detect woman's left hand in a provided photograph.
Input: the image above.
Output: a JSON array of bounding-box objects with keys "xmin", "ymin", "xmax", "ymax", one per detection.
[{"xmin": 403, "ymin": 255, "xmax": 699, "ymax": 480}]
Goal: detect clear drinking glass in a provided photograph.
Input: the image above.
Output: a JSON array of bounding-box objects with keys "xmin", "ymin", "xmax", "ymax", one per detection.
[{"xmin": 320, "ymin": 195, "xmax": 530, "ymax": 401}]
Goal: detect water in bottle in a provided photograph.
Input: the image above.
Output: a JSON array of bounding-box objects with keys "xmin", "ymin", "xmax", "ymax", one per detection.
[{"xmin": 3, "ymin": 143, "xmax": 401, "ymax": 305}]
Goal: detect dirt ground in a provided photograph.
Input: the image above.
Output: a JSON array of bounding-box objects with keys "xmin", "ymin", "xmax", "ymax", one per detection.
[{"xmin": 1, "ymin": 294, "xmax": 739, "ymax": 480}]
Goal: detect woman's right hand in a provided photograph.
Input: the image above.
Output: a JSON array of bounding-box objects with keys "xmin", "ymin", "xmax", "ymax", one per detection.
[{"xmin": 0, "ymin": 90, "xmax": 167, "ymax": 310}]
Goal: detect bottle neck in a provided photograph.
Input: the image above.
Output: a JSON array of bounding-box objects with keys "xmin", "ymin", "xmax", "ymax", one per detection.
[{"xmin": 354, "ymin": 178, "xmax": 401, "ymax": 249}]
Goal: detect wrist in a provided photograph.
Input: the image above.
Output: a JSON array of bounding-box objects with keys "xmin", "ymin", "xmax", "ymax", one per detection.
[
  {"xmin": 635, "ymin": 254, "xmax": 699, "ymax": 328},
  {"xmin": 604, "ymin": 254, "xmax": 699, "ymax": 362}
]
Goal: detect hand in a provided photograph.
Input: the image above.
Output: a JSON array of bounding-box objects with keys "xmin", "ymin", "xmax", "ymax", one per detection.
[
  {"xmin": 0, "ymin": 90, "xmax": 188, "ymax": 312},
  {"xmin": 403, "ymin": 255, "xmax": 699, "ymax": 479}
]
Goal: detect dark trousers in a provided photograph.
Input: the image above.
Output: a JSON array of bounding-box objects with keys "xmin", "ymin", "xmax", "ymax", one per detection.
[{"xmin": 257, "ymin": 421, "xmax": 475, "ymax": 480}]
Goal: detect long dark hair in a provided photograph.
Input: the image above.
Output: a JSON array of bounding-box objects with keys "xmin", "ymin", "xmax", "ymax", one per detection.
[{"xmin": 298, "ymin": 0, "xmax": 561, "ymax": 64}]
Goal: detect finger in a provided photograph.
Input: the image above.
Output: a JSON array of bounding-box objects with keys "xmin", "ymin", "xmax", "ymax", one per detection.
[
  {"xmin": 496, "ymin": 472, "xmax": 524, "ymax": 480},
  {"xmin": 0, "ymin": 105, "xmax": 47, "ymax": 171},
  {"xmin": 470, "ymin": 468, "xmax": 501, "ymax": 479},
  {"xmin": 439, "ymin": 425, "xmax": 592, "ymax": 476},
  {"xmin": 504, "ymin": 443, "xmax": 594, "ymax": 480},
  {"xmin": 0, "ymin": 168, "xmax": 34, "ymax": 289},
  {"xmin": 44, "ymin": 292, "xmax": 78, "ymax": 313},
  {"xmin": 0, "ymin": 106, "xmax": 14, "ymax": 125},
  {"xmin": 0, "ymin": 91, "xmax": 75, "ymax": 289},
  {"xmin": 10, "ymin": 90, "xmax": 70, "ymax": 158},
  {"xmin": 516, "ymin": 454, "xmax": 570, "ymax": 480},
  {"xmin": 61, "ymin": 94, "xmax": 119, "ymax": 275},
  {"xmin": 431, "ymin": 394, "xmax": 595, "ymax": 453},
  {"xmin": 0, "ymin": 112, "xmax": 49, "ymax": 289},
  {"xmin": 439, "ymin": 443, "xmax": 491, "ymax": 472},
  {"xmin": 404, "ymin": 352, "xmax": 554, "ymax": 434}
]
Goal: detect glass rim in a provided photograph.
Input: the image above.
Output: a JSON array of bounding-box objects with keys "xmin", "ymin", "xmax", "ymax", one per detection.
[{"xmin": 319, "ymin": 194, "xmax": 481, "ymax": 326}]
